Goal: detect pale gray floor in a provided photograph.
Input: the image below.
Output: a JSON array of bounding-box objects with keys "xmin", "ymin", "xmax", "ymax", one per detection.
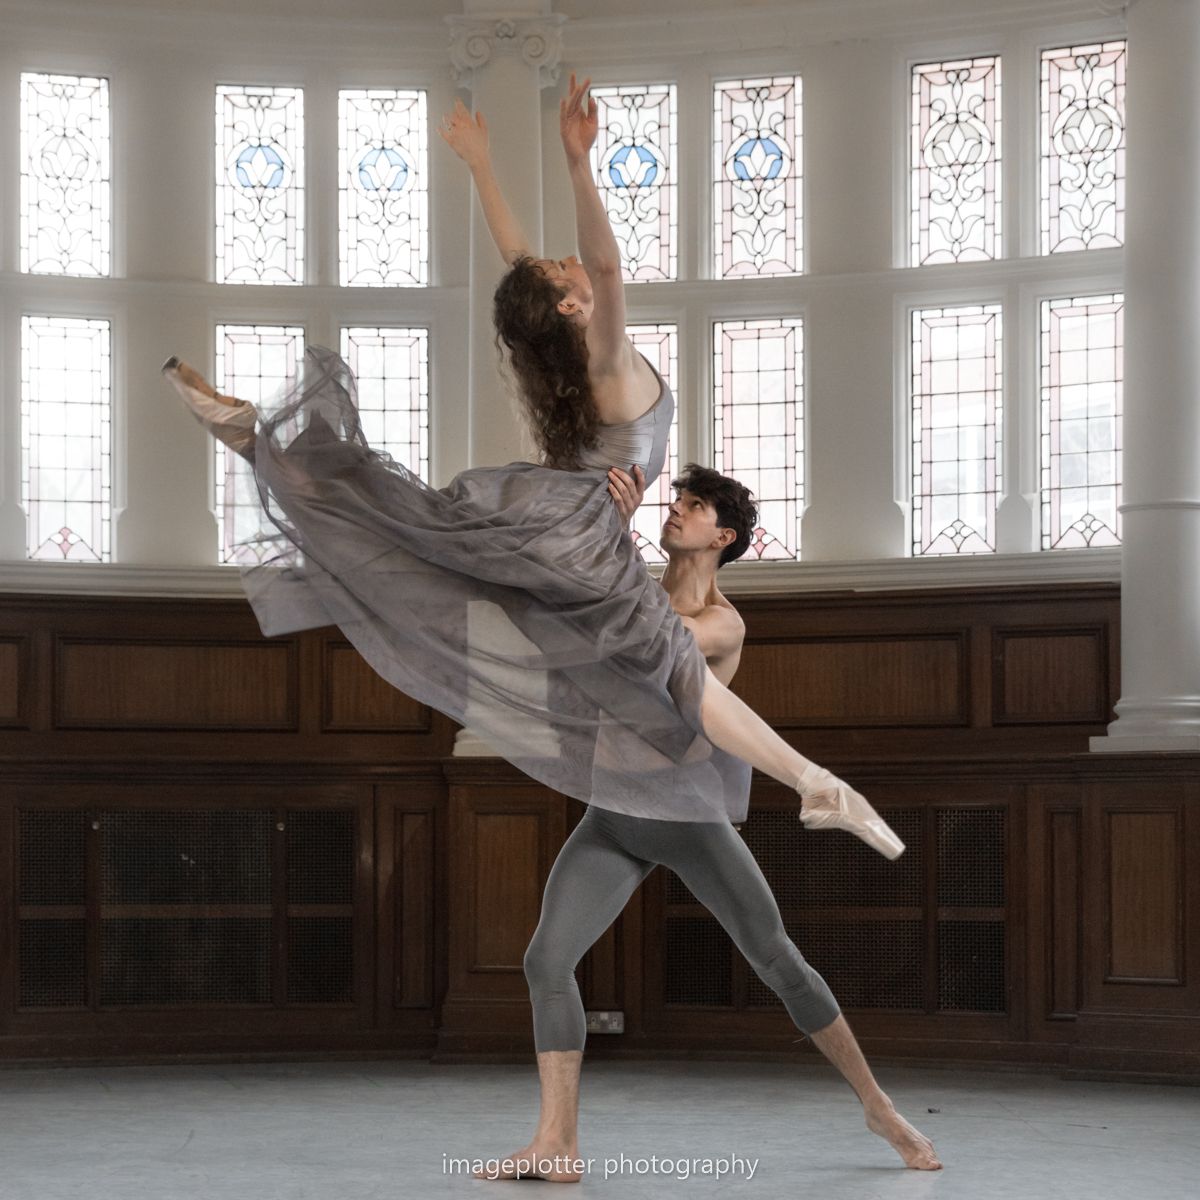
[{"xmin": 1, "ymin": 1058, "xmax": 1197, "ymax": 1200}]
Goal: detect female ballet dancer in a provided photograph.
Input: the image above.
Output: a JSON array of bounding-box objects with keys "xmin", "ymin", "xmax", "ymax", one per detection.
[{"xmin": 161, "ymin": 72, "xmax": 902, "ymax": 860}]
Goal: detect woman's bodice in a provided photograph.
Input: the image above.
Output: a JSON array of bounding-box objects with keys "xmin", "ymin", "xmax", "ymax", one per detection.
[{"xmin": 576, "ymin": 352, "xmax": 674, "ymax": 487}]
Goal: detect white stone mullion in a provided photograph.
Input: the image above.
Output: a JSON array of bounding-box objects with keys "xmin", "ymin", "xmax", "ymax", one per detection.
[{"xmin": 1092, "ymin": 0, "xmax": 1200, "ymax": 751}]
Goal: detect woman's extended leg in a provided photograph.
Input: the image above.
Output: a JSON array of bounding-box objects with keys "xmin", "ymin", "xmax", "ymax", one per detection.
[{"xmin": 697, "ymin": 665, "xmax": 904, "ymax": 859}]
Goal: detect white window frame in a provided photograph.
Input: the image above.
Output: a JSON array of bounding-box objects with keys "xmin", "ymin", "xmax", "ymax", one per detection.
[{"xmin": 892, "ymin": 16, "xmax": 1126, "ymax": 564}]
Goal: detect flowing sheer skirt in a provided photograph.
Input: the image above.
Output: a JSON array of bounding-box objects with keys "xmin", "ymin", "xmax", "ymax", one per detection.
[{"xmin": 234, "ymin": 346, "xmax": 752, "ymax": 824}]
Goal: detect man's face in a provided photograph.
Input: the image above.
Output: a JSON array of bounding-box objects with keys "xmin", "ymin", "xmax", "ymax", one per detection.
[{"xmin": 661, "ymin": 488, "xmax": 731, "ymax": 557}]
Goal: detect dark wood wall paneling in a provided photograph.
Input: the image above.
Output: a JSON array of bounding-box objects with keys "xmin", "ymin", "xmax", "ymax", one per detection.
[{"xmin": 1, "ymin": 583, "xmax": 1197, "ymax": 1080}]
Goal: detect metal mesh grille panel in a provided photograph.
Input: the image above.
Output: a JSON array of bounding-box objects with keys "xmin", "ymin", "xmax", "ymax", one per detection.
[
  {"xmin": 938, "ymin": 919, "xmax": 1006, "ymax": 1011},
  {"xmin": 746, "ymin": 919, "xmax": 924, "ymax": 1011},
  {"xmin": 100, "ymin": 918, "xmax": 272, "ymax": 1005},
  {"xmin": 101, "ymin": 810, "xmax": 272, "ymax": 904},
  {"xmin": 937, "ymin": 808, "xmax": 1005, "ymax": 906},
  {"xmin": 287, "ymin": 917, "xmax": 354, "ymax": 1003},
  {"xmin": 286, "ymin": 808, "xmax": 354, "ymax": 904},
  {"xmin": 19, "ymin": 919, "xmax": 86, "ymax": 1007},
  {"xmin": 668, "ymin": 807, "xmax": 923, "ymax": 907},
  {"xmin": 19, "ymin": 809, "xmax": 87, "ymax": 905},
  {"xmin": 663, "ymin": 913, "xmax": 732, "ymax": 1006}
]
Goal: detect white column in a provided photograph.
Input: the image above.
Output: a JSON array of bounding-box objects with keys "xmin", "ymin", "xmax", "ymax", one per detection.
[
  {"xmin": 1092, "ymin": 0, "xmax": 1200, "ymax": 752},
  {"xmin": 447, "ymin": 2, "xmax": 565, "ymax": 757},
  {"xmin": 447, "ymin": 1, "xmax": 565, "ymax": 471}
]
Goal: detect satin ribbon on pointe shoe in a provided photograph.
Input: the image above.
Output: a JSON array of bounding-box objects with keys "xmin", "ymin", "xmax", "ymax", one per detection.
[{"xmin": 795, "ymin": 766, "xmax": 905, "ymax": 860}]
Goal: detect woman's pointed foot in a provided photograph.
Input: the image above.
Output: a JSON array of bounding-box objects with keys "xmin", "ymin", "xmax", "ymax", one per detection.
[
  {"xmin": 162, "ymin": 355, "xmax": 258, "ymax": 459},
  {"xmin": 161, "ymin": 356, "xmax": 246, "ymax": 410},
  {"xmin": 796, "ymin": 765, "xmax": 905, "ymax": 860}
]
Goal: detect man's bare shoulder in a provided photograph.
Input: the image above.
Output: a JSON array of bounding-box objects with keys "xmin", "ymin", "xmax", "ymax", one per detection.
[
  {"xmin": 692, "ymin": 598, "xmax": 745, "ymax": 656},
  {"xmin": 706, "ymin": 595, "xmax": 745, "ymax": 632}
]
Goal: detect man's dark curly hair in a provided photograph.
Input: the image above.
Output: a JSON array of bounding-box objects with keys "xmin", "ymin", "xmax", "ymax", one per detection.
[
  {"xmin": 492, "ymin": 256, "xmax": 600, "ymax": 470},
  {"xmin": 671, "ymin": 463, "xmax": 758, "ymax": 567}
]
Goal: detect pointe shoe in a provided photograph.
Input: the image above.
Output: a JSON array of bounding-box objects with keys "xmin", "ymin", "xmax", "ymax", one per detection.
[
  {"xmin": 796, "ymin": 765, "xmax": 905, "ymax": 860},
  {"xmin": 162, "ymin": 355, "xmax": 258, "ymax": 458}
]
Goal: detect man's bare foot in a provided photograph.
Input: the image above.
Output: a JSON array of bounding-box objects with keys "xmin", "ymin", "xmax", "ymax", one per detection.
[
  {"xmin": 864, "ymin": 1097, "xmax": 942, "ymax": 1170},
  {"xmin": 472, "ymin": 1140, "xmax": 585, "ymax": 1183},
  {"xmin": 161, "ymin": 357, "xmax": 243, "ymax": 408}
]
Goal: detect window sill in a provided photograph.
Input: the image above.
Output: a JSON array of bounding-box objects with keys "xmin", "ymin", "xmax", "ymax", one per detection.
[{"xmin": 0, "ymin": 547, "xmax": 1120, "ymax": 600}]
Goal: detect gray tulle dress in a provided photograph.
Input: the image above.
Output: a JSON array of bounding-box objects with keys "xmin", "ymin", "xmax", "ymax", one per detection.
[{"xmin": 235, "ymin": 344, "xmax": 752, "ymax": 824}]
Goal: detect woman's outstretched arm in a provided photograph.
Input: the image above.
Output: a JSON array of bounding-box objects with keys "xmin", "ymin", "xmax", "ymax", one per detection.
[
  {"xmin": 438, "ymin": 98, "xmax": 533, "ymax": 266},
  {"xmin": 560, "ymin": 73, "xmax": 629, "ymax": 376}
]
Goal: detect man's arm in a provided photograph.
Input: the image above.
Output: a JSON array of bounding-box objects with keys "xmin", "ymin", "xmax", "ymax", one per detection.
[{"xmin": 607, "ymin": 464, "xmax": 646, "ymax": 526}]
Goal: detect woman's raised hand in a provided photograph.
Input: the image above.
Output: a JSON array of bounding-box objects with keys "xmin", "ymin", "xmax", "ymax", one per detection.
[
  {"xmin": 437, "ymin": 98, "xmax": 489, "ymax": 168},
  {"xmin": 559, "ymin": 72, "xmax": 598, "ymax": 164}
]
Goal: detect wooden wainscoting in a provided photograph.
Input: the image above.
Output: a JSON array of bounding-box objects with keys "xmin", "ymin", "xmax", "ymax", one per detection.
[
  {"xmin": 0, "ymin": 594, "xmax": 457, "ymax": 762},
  {"xmin": 1, "ymin": 582, "xmax": 1197, "ymax": 1078}
]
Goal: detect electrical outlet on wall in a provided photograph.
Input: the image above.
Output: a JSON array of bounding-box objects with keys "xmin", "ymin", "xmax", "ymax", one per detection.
[{"xmin": 585, "ymin": 1010, "xmax": 625, "ymax": 1034}]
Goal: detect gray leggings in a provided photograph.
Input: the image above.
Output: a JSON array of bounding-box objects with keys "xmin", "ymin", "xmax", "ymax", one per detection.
[{"xmin": 523, "ymin": 805, "xmax": 841, "ymax": 1051}]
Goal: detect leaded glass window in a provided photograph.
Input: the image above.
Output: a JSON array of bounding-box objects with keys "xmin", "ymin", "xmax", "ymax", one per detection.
[
  {"xmin": 216, "ymin": 85, "xmax": 304, "ymax": 284},
  {"xmin": 911, "ymin": 57, "xmax": 1002, "ymax": 265},
  {"xmin": 1041, "ymin": 42, "xmax": 1126, "ymax": 255},
  {"xmin": 911, "ymin": 304, "xmax": 1003, "ymax": 556},
  {"xmin": 590, "ymin": 84, "xmax": 677, "ymax": 282},
  {"xmin": 20, "ymin": 73, "xmax": 110, "ymax": 277},
  {"xmin": 714, "ymin": 75, "xmax": 802, "ymax": 278},
  {"xmin": 214, "ymin": 324, "xmax": 305, "ymax": 564},
  {"xmin": 339, "ymin": 89, "xmax": 428, "ymax": 286},
  {"xmin": 1040, "ymin": 294, "xmax": 1122, "ymax": 548},
  {"xmin": 21, "ymin": 316, "xmax": 111, "ymax": 561},
  {"xmin": 339, "ymin": 327, "xmax": 430, "ymax": 479},
  {"xmin": 713, "ymin": 318, "xmax": 803, "ymax": 560},
  {"xmin": 626, "ymin": 324, "xmax": 679, "ymax": 563}
]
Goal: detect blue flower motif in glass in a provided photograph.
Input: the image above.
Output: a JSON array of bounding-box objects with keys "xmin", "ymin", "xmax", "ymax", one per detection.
[
  {"xmin": 608, "ymin": 143, "xmax": 659, "ymax": 189},
  {"xmin": 357, "ymin": 146, "xmax": 409, "ymax": 192},
  {"xmin": 235, "ymin": 142, "xmax": 286, "ymax": 189},
  {"xmin": 733, "ymin": 136, "xmax": 785, "ymax": 182}
]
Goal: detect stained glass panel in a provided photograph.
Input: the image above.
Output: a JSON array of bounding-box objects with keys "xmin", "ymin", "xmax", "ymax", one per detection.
[
  {"xmin": 911, "ymin": 57, "xmax": 1002, "ymax": 265},
  {"xmin": 20, "ymin": 73, "xmax": 110, "ymax": 277},
  {"xmin": 625, "ymin": 324, "xmax": 679, "ymax": 563},
  {"xmin": 590, "ymin": 84, "xmax": 677, "ymax": 282},
  {"xmin": 713, "ymin": 318, "xmax": 803, "ymax": 560},
  {"xmin": 1040, "ymin": 294, "xmax": 1123, "ymax": 548},
  {"xmin": 339, "ymin": 89, "xmax": 428, "ymax": 286},
  {"xmin": 339, "ymin": 327, "xmax": 429, "ymax": 479},
  {"xmin": 1041, "ymin": 41, "xmax": 1126, "ymax": 254},
  {"xmin": 912, "ymin": 304, "xmax": 1003, "ymax": 556},
  {"xmin": 21, "ymin": 316, "xmax": 111, "ymax": 561},
  {"xmin": 216, "ymin": 85, "xmax": 304, "ymax": 284},
  {"xmin": 214, "ymin": 324, "xmax": 305, "ymax": 564},
  {"xmin": 714, "ymin": 75, "xmax": 802, "ymax": 278}
]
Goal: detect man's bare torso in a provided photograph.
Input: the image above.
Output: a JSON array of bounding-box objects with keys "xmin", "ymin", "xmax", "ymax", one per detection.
[{"xmin": 666, "ymin": 585, "xmax": 746, "ymax": 827}]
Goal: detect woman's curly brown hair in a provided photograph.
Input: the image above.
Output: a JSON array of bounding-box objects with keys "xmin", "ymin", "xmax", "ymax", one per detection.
[{"xmin": 493, "ymin": 256, "xmax": 600, "ymax": 470}]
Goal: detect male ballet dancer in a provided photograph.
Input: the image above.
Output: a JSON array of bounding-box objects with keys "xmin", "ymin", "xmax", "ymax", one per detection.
[{"xmin": 477, "ymin": 464, "xmax": 941, "ymax": 1181}]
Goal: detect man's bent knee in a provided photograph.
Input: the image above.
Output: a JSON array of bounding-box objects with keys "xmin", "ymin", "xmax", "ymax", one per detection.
[{"xmin": 752, "ymin": 936, "xmax": 841, "ymax": 1034}]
